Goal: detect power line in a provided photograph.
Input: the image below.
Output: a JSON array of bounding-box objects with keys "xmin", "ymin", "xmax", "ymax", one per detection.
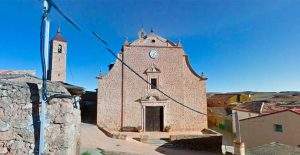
[
  {"xmin": 47, "ymin": 0, "xmax": 207, "ymax": 116},
  {"xmin": 47, "ymin": 0, "xmax": 81, "ymax": 31},
  {"xmin": 92, "ymin": 32, "xmax": 206, "ymax": 115}
]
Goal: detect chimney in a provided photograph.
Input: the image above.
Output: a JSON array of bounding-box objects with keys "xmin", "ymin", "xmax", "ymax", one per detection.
[{"xmin": 233, "ymin": 111, "xmax": 245, "ymax": 155}]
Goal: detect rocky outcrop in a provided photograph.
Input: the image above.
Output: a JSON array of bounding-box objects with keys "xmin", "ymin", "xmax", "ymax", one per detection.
[{"xmin": 0, "ymin": 74, "xmax": 80, "ymax": 154}]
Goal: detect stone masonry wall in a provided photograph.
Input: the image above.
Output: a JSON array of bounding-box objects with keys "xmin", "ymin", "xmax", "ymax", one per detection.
[
  {"xmin": 0, "ymin": 76, "xmax": 80, "ymax": 154},
  {"xmin": 98, "ymin": 33, "xmax": 207, "ymax": 132}
]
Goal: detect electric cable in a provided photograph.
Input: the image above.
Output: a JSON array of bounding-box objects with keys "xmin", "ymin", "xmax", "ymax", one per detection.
[{"xmin": 42, "ymin": 0, "xmax": 208, "ymax": 116}]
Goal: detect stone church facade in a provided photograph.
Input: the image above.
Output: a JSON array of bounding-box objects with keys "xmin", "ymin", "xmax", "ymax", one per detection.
[{"xmin": 97, "ymin": 30, "xmax": 207, "ymax": 132}]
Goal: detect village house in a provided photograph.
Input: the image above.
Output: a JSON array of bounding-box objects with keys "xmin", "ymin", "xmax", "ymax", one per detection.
[
  {"xmin": 97, "ymin": 30, "xmax": 208, "ymax": 132},
  {"xmin": 231, "ymin": 93, "xmax": 300, "ymax": 154},
  {"xmin": 231, "ymin": 92, "xmax": 300, "ymax": 135},
  {"xmin": 207, "ymin": 93, "xmax": 251, "ymax": 131},
  {"xmin": 232, "ymin": 100, "xmax": 287, "ymax": 134},
  {"xmin": 239, "ymin": 108, "xmax": 300, "ymax": 148}
]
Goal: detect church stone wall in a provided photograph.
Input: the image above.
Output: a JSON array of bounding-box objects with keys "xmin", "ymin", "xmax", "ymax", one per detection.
[
  {"xmin": 97, "ymin": 54, "xmax": 123, "ymax": 131},
  {"xmin": 0, "ymin": 78, "xmax": 80, "ymax": 154},
  {"xmin": 97, "ymin": 33, "xmax": 207, "ymax": 132}
]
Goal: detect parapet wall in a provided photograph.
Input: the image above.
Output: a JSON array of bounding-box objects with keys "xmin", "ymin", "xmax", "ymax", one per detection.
[
  {"xmin": 169, "ymin": 129, "xmax": 222, "ymax": 152},
  {"xmin": 0, "ymin": 76, "xmax": 80, "ymax": 154}
]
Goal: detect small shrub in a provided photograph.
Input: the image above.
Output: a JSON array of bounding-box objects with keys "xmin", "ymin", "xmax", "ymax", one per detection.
[{"xmin": 81, "ymin": 151, "xmax": 91, "ymax": 155}]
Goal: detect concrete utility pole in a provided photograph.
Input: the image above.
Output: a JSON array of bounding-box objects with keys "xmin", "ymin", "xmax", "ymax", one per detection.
[
  {"xmin": 233, "ymin": 112, "xmax": 245, "ymax": 155},
  {"xmin": 39, "ymin": 0, "xmax": 50, "ymax": 154}
]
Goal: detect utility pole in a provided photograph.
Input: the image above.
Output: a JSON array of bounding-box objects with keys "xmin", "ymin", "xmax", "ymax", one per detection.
[
  {"xmin": 38, "ymin": 0, "xmax": 80, "ymax": 153},
  {"xmin": 39, "ymin": 0, "xmax": 50, "ymax": 154}
]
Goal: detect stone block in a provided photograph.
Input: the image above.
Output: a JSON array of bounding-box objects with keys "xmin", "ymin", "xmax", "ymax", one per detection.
[
  {"xmin": 0, "ymin": 146, "xmax": 8, "ymax": 154},
  {"xmin": 140, "ymin": 135, "xmax": 149, "ymax": 142},
  {"xmin": 0, "ymin": 78, "xmax": 81, "ymax": 154},
  {"xmin": 0, "ymin": 130, "xmax": 13, "ymax": 141},
  {"xmin": 0, "ymin": 120, "xmax": 10, "ymax": 132}
]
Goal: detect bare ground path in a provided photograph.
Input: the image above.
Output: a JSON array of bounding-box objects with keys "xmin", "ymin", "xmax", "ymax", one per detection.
[{"xmin": 80, "ymin": 123, "xmax": 220, "ymax": 155}]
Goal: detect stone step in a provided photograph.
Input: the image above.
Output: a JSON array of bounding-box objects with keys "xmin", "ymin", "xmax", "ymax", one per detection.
[{"xmin": 143, "ymin": 139, "xmax": 176, "ymax": 148}]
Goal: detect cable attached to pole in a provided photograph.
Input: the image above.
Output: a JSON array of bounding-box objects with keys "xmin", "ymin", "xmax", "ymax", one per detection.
[
  {"xmin": 92, "ymin": 32, "xmax": 206, "ymax": 115},
  {"xmin": 45, "ymin": 0, "xmax": 207, "ymax": 116}
]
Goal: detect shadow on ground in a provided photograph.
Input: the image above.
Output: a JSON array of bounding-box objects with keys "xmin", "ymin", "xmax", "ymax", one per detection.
[
  {"xmin": 151, "ymin": 136, "xmax": 222, "ymax": 155},
  {"xmin": 80, "ymin": 148, "xmax": 140, "ymax": 155}
]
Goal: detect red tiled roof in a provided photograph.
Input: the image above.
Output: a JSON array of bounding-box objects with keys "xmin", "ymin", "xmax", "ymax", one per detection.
[
  {"xmin": 240, "ymin": 108, "xmax": 300, "ymax": 121},
  {"xmin": 52, "ymin": 32, "xmax": 66, "ymax": 42},
  {"xmin": 207, "ymin": 94, "xmax": 237, "ymax": 107},
  {"xmin": 261, "ymin": 102, "xmax": 288, "ymax": 114},
  {"xmin": 290, "ymin": 108, "xmax": 300, "ymax": 114},
  {"xmin": 0, "ymin": 70, "xmax": 11, "ymax": 74},
  {"xmin": 233, "ymin": 101, "xmax": 264, "ymax": 113},
  {"xmin": 233, "ymin": 101, "xmax": 288, "ymax": 114},
  {"xmin": 269, "ymin": 94, "xmax": 300, "ymax": 106}
]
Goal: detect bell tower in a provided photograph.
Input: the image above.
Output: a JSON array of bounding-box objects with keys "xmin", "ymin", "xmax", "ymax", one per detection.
[{"xmin": 48, "ymin": 27, "xmax": 67, "ymax": 82}]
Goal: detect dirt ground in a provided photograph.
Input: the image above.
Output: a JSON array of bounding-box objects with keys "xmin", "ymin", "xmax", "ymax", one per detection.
[{"xmin": 80, "ymin": 123, "xmax": 221, "ymax": 155}]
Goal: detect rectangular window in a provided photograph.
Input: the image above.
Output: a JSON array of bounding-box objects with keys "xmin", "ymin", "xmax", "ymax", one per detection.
[
  {"xmin": 274, "ymin": 124, "xmax": 283, "ymax": 132},
  {"xmin": 150, "ymin": 78, "xmax": 157, "ymax": 89}
]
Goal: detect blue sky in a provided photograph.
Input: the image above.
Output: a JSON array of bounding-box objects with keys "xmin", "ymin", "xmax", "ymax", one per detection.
[{"xmin": 0, "ymin": 0, "xmax": 299, "ymax": 92}]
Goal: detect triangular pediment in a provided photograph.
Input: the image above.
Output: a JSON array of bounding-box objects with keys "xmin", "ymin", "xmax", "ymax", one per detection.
[
  {"xmin": 144, "ymin": 64, "xmax": 161, "ymax": 74},
  {"xmin": 139, "ymin": 94, "xmax": 168, "ymax": 102},
  {"xmin": 129, "ymin": 32, "xmax": 177, "ymax": 47}
]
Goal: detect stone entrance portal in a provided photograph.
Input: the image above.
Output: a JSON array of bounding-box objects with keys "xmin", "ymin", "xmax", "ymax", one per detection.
[{"xmin": 145, "ymin": 106, "xmax": 164, "ymax": 131}]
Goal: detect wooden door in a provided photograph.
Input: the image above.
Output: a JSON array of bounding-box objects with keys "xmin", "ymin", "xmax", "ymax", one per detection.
[{"xmin": 145, "ymin": 106, "xmax": 163, "ymax": 131}]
